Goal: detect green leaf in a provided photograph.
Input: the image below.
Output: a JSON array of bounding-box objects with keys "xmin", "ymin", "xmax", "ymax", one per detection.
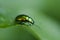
[{"xmin": 0, "ymin": 0, "xmax": 60, "ymax": 40}]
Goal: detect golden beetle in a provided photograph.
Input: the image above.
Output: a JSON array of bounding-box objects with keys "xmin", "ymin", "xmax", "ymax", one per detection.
[{"xmin": 15, "ymin": 14, "xmax": 34, "ymax": 25}]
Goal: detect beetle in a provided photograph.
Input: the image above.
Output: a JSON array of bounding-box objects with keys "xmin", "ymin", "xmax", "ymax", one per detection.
[{"xmin": 15, "ymin": 14, "xmax": 34, "ymax": 25}]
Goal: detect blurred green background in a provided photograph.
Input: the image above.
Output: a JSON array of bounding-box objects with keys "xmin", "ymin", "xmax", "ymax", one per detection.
[{"xmin": 0, "ymin": 0, "xmax": 60, "ymax": 40}]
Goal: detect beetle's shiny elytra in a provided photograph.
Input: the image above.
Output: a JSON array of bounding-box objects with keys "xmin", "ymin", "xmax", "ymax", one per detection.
[{"xmin": 15, "ymin": 14, "xmax": 34, "ymax": 25}]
